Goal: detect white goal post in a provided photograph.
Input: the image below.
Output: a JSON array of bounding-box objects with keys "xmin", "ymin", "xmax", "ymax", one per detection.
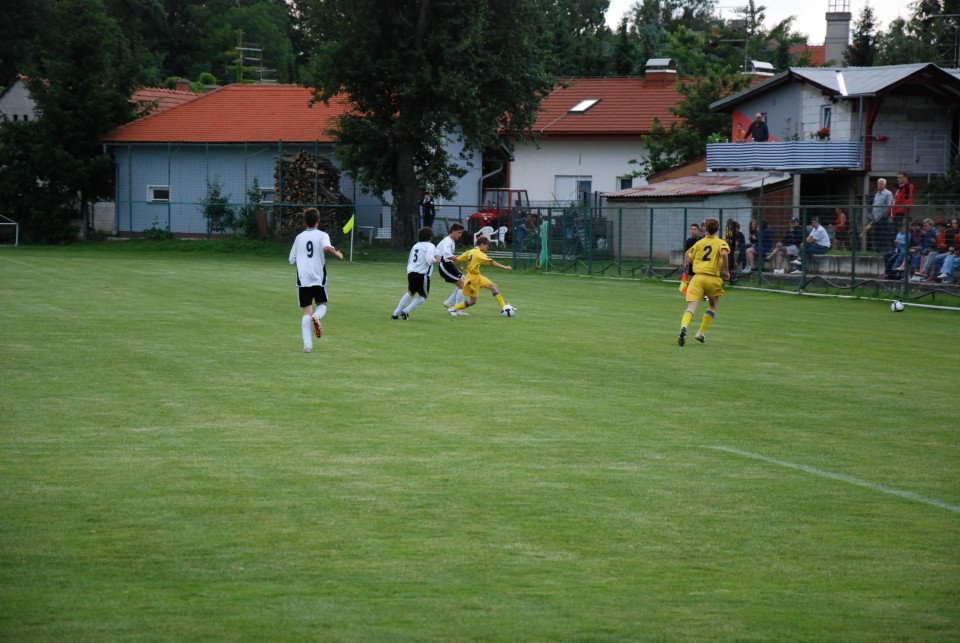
[{"xmin": 0, "ymin": 214, "xmax": 18, "ymax": 246}]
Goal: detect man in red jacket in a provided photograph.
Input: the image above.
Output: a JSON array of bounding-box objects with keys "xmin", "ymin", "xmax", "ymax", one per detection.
[{"xmin": 892, "ymin": 171, "xmax": 913, "ymax": 230}]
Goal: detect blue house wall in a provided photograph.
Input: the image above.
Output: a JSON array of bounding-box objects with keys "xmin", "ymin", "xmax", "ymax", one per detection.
[{"xmin": 109, "ymin": 141, "xmax": 482, "ymax": 236}]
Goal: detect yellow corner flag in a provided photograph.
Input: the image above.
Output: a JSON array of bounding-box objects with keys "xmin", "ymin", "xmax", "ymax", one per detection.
[
  {"xmin": 342, "ymin": 215, "xmax": 355, "ymax": 234},
  {"xmin": 679, "ymin": 271, "xmax": 688, "ymax": 295}
]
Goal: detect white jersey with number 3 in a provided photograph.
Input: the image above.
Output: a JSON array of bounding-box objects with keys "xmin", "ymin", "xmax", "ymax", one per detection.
[
  {"xmin": 407, "ymin": 241, "xmax": 438, "ymax": 275},
  {"xmin": 289, "ymin": 228, "xmax": 331, "ymax": 287}
]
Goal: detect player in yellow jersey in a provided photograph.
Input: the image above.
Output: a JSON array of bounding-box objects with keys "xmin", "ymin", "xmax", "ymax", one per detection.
[
  {"xmin": 448, "ymin": 235, "xmax": 514, "ymax": 316},
  {"xmin": 679, "ymin": 217, "xmax": 730, "ymax": 346}
]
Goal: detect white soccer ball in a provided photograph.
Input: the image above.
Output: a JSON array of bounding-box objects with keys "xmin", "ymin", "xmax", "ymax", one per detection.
[
  {"xmin": 501, "ymin": 304, "xmax": 516, "ymax": 317},
  {"xmin": 891, "ymin": 300, "xmax": 904, "ymax": 312}
]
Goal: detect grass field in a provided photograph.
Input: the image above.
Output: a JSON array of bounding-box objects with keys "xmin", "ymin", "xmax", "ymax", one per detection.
[{"xmin": 1, "ymin": 242, "xmax": 958, "ymax": 641}]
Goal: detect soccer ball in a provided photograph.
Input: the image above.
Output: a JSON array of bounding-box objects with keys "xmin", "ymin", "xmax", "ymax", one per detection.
[
  {"xmin": 501, "ymin": 304, "xmax": 516, "ymax": 317},
  {"xmin": 891, "ymin": 300, "xmax": 905, "ymax": 312}
]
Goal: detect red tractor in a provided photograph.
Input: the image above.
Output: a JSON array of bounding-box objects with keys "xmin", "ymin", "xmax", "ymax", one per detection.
[{"xmin": 466, "ymin": 188, "xmax": 530, "ymax": 241}]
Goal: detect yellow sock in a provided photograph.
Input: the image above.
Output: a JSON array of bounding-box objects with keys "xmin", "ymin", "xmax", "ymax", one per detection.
[
  {"xmin": 681, "ymin": 311, "xmax": 693, "ymax": 328},
  {"xmin": 452, "ymin": 302, "xmax": 465, "ymax": 311},
  {"xmin": 698, "ymin": 310, "xmax": 716, "ymax": 334},
  {"xmin": 493, "ymin": 293, "xmax": 505, "ymax": 308}
]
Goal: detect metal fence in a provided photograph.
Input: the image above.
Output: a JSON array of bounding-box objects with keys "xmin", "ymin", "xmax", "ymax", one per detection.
[{"xmin": 96, "ymin": 195, "xmax": 960, "ymax": 308}]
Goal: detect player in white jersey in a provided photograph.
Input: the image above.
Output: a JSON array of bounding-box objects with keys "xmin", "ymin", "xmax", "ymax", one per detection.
[
  {"xmin": 289, "ymin": 208, "xmax": 343, "ymax": 352},
  {"xmin": 391, "ymin": 226, "xmax": 440, "ymax": 319},
  {"xmin": 436, "ymin": 222, "xmax": 466, "ymax": 312}
]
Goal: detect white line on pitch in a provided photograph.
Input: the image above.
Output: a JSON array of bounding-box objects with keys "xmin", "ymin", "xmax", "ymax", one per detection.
[{"xmin": 705, "ymin": 446, "xmax": 960, "ymax": 514}]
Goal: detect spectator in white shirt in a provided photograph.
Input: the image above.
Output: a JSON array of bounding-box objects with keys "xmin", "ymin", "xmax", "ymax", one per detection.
[{"xmin": 803, "ymin": 217, "xmax": 831, "ymax": 260}]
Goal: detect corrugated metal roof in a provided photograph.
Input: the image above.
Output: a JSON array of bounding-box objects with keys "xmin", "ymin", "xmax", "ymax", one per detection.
[
  {"xmin": 102, "ymin": 84, "xmax": 353, "ymax": 144},
  {"xmin": 604, "ymin": 172, "xmax": 790, "ymax": 199},
  {"xmin": 711, "ymin": 63, "xmax": 960, "ymax": 111}
]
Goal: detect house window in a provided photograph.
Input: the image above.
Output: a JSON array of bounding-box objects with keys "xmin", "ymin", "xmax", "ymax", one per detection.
[
  {"xmin": 554, "ymin": 176, "xmax": 593, "ymax": 204},
  {"xmin": 148, "ymin": 185, "xmax": 170, "ymax": 202},
  {"xmin": 259, "ymin": 188, "xmax": 275, "ymax": 204},
  {"xmin": 618, "ymin": 177, "xmax": 633, "ymax": 191},
  {"xmin": 821, "ymin": 106, "xmax": 832, "ymax": 130}
]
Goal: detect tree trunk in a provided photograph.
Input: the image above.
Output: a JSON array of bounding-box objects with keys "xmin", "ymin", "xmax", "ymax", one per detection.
[{"xmin": 393, "ymin": 143, "xmax": 419, "ymax": 250}]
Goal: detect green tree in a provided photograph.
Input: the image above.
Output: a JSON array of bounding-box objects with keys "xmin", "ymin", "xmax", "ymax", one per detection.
[
  {"xmin": 1, "ymin": 0, "xmax": 139, "ymax": 242},
  {"xmin": 0, "ymin": 0, "xmax": 53, "ymax": 83},
  {"xmin": 542, "ymin": 0, "xmax": 612, "ymax": 76},
  {"xmin": 630, "ymin": 25, "xmax": 750, "ymax": 177},
  {"xmin": 875, "ymin": 0, "xmax": 960, "ymax": 65},
  {"xmin": 302, "ymin": 0, "xmax": 554, "ymax": 248},
  {"xmin": 845, "ymin": 4, "xmax": 879, "ymax": 67}
]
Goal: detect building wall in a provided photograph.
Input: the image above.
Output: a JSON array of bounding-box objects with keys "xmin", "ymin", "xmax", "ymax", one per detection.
[
  {"xmin": 733, "ymin": 84, "xmax": 803, "ymax": 142},
  {"xmin": 602, "ymin": 194, "xmax": 754, "ymax": 260},
  {"xmin": 870, "ymin": 94, "xmax": 954, "ymax": 177},
  {"xmin": 109, "ymin": 142, "xmax": 481, "ymax": 235},
  {"xmin": 799, "ymin": 84, "xmax": 854, "ymax": 141},
  {"xmin": 0, "ymin": 79, "xmax": 36, "ymax": 122},
  {"xmin": 510, "ymin": 139, "xmax": 648, "ymax": 203}
]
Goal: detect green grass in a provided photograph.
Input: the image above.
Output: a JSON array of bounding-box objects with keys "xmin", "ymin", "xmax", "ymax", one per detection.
[{"xmin": 1, "ymin": 243, "xmax": 958, "ymax": 641}]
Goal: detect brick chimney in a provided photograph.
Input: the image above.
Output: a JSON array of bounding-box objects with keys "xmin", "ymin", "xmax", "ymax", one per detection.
[
  {"xmin": 175, "ymin": 79, "xmax": 191, "ymax": 93},
  {"xmin": 644, "ymin": 58, "xmax": 677, "ymax": 88}
]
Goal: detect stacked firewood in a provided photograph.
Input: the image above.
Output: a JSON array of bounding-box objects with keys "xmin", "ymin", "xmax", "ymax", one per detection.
[{"xmin": 275, "ymin": 151, "xmax": 352, "ymax": 235}]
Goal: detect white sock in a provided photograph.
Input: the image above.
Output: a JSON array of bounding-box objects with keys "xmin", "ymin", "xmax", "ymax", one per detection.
[
  {"xmin": 455, "ymin": 289, "xmax": 464, "ymax": 305},
  {"xmin": 403, "ymin": 295, "xmax": 425, "ymax": 314},
  {"xmin": 301, "ymin": 315, "xmax": 312, "ymax": 350},
  {"xmin": 394, "ymin": 293, "xmax": 413, "ymax": 315},
  {"xmin": 314, "ymin": 304, "xmax": 327, "ymax": 321}
]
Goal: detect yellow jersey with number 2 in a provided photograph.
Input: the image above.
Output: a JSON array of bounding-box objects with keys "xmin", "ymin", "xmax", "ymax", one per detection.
[{"xmin": 687, "ymin": 235, "xmax": 729, "ymax": 277}]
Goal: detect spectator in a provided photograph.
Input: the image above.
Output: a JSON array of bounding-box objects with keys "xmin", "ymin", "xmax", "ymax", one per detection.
[
  {"xmin": 724, "ymin": 219, "xmax": 745, "ymax": 277},
  {"xmin": 744, "ymin": 112, "xmax": 769, "ymax": 142},
  {"xmin": 801, "ymin": 216, "xmax": 831, "ymax": 262},
  {"xmin": 883, "ymin": 218, "xmax": 907, "ymax": 279},
  {"xmin": 734, "ymin": 122, "xmax": 746, "ymax": 143},
  {"xmin": 743, "ymin": 219, "xmax": 773, "ymax": 273},
  {"xmin": 834, "ymin": 207, "xmax": 850, "ymax": 250},
  {"xmin": 909, "ymin": 219, "xmax": 938, "ymax": 280},
  {"xmin": 936, "ymin": 244, "xmax": 960, "ymax": 283},
  {"xmin": 769, "ymin": 217, "xmax": 804, "ymax": 275},
  {"xmin": 419, "ymin": 191, "xmax": 436, "ymax": 229},
  {"xmin": 863, "ymin": 178, "xmax": 894, "ymax": 253},
  {"xmin": 737, "ymin": 219, "xmax": 759, "ymax": 270},
  {"xmin": 920, "ymin": 220, "xmax": 956, "ymax": 281},
  {"xmin": 891, "ymin": 172, "xmax": 914, "ymax": 230}
]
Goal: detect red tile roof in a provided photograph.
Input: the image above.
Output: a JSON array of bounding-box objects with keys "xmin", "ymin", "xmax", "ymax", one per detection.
[
  {"xmin": 102, "ymin": 84, "xmax": 353, "ymax": 143},
  {"xmin": 131, "ymin": 88, "xmax": 202, "ymax": 115},
  {"xmin": 789, "ymin": 45, "xmax": 826, "ymax": 67},
  {"xmin": 531, "ymin": 76, "xmax": 684, "ymax": 139}
]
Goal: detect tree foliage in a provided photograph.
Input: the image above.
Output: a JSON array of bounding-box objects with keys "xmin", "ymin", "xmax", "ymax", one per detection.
[
  {"xmin": 845, "ymin": 4, "xmax": 878, "ymax": 67},
  {"xmin": 0, "ymin": 0, "xmax": 139, "ymax": 242},
  {"xmin": 301, "ymin": 0, "xmax": 555, "ymax": 247}
]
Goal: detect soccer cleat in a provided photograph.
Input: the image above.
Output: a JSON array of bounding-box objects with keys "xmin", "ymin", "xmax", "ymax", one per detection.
[
  {"xmin": 456, "ymin": 310, "xmax": 469, "ymax": 316},
  {"xmin": 391, "ymin": 313, "xmax": 399, "ymax": 319},
  {"xmin": 678, "ymin": 327, "xmax": 686, "ymax": 347},
  {"xmin": 448, "ymin": 307, "xmax": 459, "ymax": 316},
  {"xmin": 695, "ymin": 332, "xmax": 706, "ymax": 343},
  {"xmin": 312, "ymin": 317, "xmax": 323, "ymax": 338},
  {"xmin": 400, "ymin": 311, "xmax": 409, "ymax": 320},
  {"xmin": 303, "ymin": 347, "xmax": 312, "ymax": 353},
  {"xmin": 443, "ymin": 300, "xmax": 453, "ymax": 309}
]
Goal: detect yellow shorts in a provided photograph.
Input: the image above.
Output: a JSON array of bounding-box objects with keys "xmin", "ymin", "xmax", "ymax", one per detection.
[
  {"xmin": 686, "ymin": 274, "xmax": 724, "ymax": 302},
  {"xmin": 462, "ymin": 273, "xmax": 491, "ymax": 298}
]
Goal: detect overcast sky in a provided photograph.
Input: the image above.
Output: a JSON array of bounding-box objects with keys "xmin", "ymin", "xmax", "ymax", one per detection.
[{"xmin": 603, "ymin": 0, "xmax": 911, "ymax": 45}]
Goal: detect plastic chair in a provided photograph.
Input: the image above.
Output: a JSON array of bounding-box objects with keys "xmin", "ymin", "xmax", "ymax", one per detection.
[
  {"xmin": 489, "ymin": 226, "xmax": 508, "ymax": 247},
  {"xmin": 473, "ymin": 225, "xmax": 494, "ymax": 245}
]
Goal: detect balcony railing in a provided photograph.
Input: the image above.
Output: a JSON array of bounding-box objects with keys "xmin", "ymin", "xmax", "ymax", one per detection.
[
  {"xmin": 707, "ymin": 141, "xmax": 861, "ymax": 171},
  {"xmin": 707, "ymin": 135, "xmax": 952, "ymax": 175}
]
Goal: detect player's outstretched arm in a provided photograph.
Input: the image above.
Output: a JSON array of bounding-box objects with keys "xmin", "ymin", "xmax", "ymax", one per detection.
[{"xmin": 324, "ymin": 245, "xmax": 344, "ymax": 260}]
